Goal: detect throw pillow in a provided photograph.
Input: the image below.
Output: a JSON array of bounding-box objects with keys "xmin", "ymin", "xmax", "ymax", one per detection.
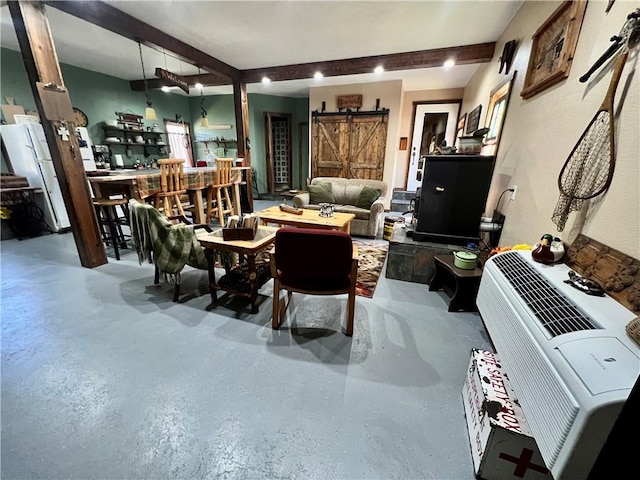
[
  {"xmin": 355, "ymin": 186, "xmax": 382, "ymax": 209},
  {"xmin": 308, "ymin": 183, "xmax": 335, "ymax": 204}
]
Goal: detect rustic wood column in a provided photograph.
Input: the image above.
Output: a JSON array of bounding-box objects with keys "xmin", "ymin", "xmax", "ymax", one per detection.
[
  {"xmin": 233, "ymin": 79, "xmax": 253, "ymax": 207},
  {"xmin": 9, "ymin": 0, "xmax": 106, "ymax": 267}
]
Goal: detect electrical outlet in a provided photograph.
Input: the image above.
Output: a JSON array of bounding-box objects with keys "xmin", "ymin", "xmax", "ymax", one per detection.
[{"xmin": 510, "ymin": 186, "xmax": 518, "ymax": 201}]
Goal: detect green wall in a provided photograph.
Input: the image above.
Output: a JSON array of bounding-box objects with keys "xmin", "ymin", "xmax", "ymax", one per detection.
[
  {"xmin": 1, "ymin": 47, "xmax": 192, "ymax": 169},
  {"xmin": 1, "ymin": 47, "xmax": 309, "ymax": 185},
  {"xmin": 188, "ymin": 92, "xmax": 309, "ymax": 193}
]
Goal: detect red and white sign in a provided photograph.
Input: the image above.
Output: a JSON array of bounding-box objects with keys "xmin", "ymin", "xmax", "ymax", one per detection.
[{"xmin": 462, "ymin": 349, "xmax": 553, "ymax": 480}]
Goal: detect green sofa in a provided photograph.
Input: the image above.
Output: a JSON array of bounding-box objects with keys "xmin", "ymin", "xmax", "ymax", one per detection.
[{"xmin": 293, "ymin": 177, "xmax": 388, "ymax": 238}]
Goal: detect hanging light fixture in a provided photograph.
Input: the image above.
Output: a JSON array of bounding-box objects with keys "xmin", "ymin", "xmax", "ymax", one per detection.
[
  {"xmin": 138, "ymin": 42, "xmax": 157, "ymax": 121},
  {"xmin": 198, "ymin": 68, "xmax": 209, "ymax": 128}
]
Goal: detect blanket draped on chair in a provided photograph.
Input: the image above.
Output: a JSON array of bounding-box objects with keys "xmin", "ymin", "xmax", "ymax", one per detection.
[{"xmin": 129, "ymin": 199, "xmax": 208, "ymax": 281}]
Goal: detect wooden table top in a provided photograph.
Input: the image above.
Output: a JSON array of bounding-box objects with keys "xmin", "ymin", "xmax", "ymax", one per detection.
[
  {"xmin": 198, "ymin": 226, "xmax": 279, "ymax": 254},
  {"xmin": 256, "ymin": 206, "xmax": 355, "ymax": 229}
]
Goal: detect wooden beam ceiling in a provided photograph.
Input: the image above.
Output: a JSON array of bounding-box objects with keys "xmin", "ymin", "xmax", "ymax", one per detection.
[
  {"xmin": 240, "ymin": 43, "xmax": 496, "ymax": 84},
  {"xmin": 45, "ymin": 0, "xmax": 495, "ymax": 91},
  {"xmin": 132, "ymin": 43, "xmax": 496, "ymax": 90},
  {"xmin": 44, "ymin": 0, "xmax": 240, "ymax": 80}
]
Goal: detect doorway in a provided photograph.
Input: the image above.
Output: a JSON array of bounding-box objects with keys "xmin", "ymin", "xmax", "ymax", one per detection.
[
  {"xmin": 406, "ymin": 101, "xmax": 461, "ymax": 191},
  {"xmin": 264, "ymin": 112, "xmax": 293, "ymax": 196}
]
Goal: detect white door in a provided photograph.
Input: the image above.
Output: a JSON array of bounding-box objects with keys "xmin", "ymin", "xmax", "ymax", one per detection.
[{"xmin": 406, "ymin": 103, "xmax": 460, "ymax": 191}]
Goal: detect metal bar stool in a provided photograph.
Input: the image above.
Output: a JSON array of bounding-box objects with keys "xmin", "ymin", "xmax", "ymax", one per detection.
[{"xmin": 93, "ymin": 197, "xmax": 130, "ymax": 260}]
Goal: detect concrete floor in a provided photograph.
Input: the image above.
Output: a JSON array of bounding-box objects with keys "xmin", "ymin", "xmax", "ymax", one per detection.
[{"xmin": 1, "ymin": 200, "xmax": 492, "ymax": 479}]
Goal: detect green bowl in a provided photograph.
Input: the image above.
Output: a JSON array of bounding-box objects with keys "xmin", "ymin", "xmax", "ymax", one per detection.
[{"xmin": 454, "ymin": 251, "xmax": 478, "ymax": 270}]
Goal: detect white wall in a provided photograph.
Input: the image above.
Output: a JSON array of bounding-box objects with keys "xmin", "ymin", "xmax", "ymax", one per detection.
[{"xmin": 463, "ymin": 0, "xmax": 639, "ymax": 258}]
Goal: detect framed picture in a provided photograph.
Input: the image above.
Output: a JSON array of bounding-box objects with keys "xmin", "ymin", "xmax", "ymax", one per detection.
[
  {"xmin": 482, "ymin": 72, "xmax": 517, "ymax": 157},
  {"xmin": 455, "ymin": 113, "xmax": 466, "ymax": 146},
  {"xmin": 520, "ymin": 1, "xmax": 588, "ymax": 99},
  {"xmin": 466, "ymin": 105, "xmax": 482, "ymax": 135}
]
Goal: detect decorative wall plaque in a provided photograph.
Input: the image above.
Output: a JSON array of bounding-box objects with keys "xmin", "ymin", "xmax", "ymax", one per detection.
[{"xmin": 337, "ymin": 94, "xmax": 363, "ymax": 109}]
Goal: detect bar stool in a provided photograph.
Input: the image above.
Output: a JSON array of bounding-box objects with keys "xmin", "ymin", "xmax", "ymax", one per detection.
[
  {"xmin": 93, "ymin": 197, "xmax": 130, "ymax": 260},
  {"xmin": 206, "ymin": 158, "xmax": 235, "ymax": 226}
]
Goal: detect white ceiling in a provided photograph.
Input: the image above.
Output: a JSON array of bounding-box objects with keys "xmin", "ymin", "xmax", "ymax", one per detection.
[{"xmin": 0, "ymin": 1, "xmax": 523, "ymax": 98}]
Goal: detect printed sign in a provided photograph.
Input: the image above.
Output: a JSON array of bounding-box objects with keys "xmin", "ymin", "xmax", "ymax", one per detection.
[
  {"xmin": 155, "ymin": 68, "xmax": 189, "ymax": 94},
  {"xmin": 337, "ymin": 94, "xmax": 363, "ymax": 109}
]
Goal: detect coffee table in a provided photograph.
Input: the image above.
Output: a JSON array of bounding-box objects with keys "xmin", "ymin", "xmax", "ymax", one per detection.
[
  {"xmin": 198, "ymin": 226, "xmax": 279, "ymax": 313},
  {"xmin": 255, "ymin": 206, "xmax": 355, "ymax": 234}
]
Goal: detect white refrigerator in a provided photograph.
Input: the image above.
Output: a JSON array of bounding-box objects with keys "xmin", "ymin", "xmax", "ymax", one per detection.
[
  {"xmin": 0, "ymin": 123, "xmax": 71, "ymax": 232},
  {"xmin": 75, "ymin": 126, "xmax": 97, "ymax": 171}
]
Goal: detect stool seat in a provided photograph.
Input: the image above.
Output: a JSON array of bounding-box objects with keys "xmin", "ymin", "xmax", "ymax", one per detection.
[{"xmin": 93, "ymin": 197, "xmax": 130, "ymax": 260}]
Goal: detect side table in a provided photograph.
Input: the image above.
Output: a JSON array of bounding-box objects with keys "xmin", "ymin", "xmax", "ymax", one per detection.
[
  {"xmin": 429, "ymin": 254, "xmax": 483, "ymax": 312},
  {"xmin": 198, "ymin": 226, "xmax": 279, "ymax": 313}
]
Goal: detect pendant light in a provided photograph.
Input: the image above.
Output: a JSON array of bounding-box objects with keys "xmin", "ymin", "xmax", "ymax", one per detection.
[
  {"xmin": 198, "ymin": 68, "xmax": 209, "ymax": 128},
  {"xmin": 138, "ymin": 42, "xmax": 157, "ymax": 121}
]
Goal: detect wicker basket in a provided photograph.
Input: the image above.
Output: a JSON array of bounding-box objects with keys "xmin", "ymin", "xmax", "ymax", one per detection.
[{"xmin": 625, "ymin": 317, "xmax": 640, "ymax": 346}]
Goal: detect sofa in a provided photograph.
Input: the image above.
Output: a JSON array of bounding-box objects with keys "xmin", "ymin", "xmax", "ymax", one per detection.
[{"xmin": 293, "ymin": 177, "xmax": 388, "ymax": 238}]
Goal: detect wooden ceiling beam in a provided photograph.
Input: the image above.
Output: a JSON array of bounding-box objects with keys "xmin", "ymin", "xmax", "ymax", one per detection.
[
  {"xmin": 240, "ymin": 43, "xmax": 496, "ymax": 84},
  {"xmin": 44, "ymin": 0, "xmax": 240, "ymax": 80},
  {"xmin": 128, "ymin": 43, "xmax": 496, "ymax": 90}
]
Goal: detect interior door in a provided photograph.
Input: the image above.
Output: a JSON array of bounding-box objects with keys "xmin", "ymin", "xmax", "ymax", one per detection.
[
  {"xmin": 348, "ymin": 115, "xmax": 387, "ymax": 180},
  {"xmin": 311, "ymin": 114, "xmax": 348, "ymax": 178},
  {"xmin": 264, "ymin": 112, "xmax": 292, "ymax": 195},
  {"xmin": 406, "ymin": 102, "xmax": 460, "ymax": 191}
]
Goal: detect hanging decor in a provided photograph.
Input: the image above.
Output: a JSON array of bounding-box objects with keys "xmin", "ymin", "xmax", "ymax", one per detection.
[
  {"xmin": 198, "ymin": 68, "xmax": 209, "ymax": 128},
  {"xmin": 137, "ymin": 42, "xmax": 157, "ymax": 121},
  {"xmin": 154, "ymin": 67, "xmax": 189, "ymax": 94}
]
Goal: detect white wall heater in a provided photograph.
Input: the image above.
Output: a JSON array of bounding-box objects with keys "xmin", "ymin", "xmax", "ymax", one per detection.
[{"xmin": 477, "ymin": 250, "xmax": 639, "ymax": 479}]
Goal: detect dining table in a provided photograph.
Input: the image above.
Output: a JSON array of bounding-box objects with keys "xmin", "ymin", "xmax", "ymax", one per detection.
[{"xmin": 88, "ymin": 166, "xmax": 252, "ymax": 224}]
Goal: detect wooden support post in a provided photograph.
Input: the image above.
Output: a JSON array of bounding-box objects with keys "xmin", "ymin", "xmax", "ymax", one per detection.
[
  {"xmin": 8, "ymin": 0, "xmax": 107, "ymax": 268},
  {"xmin": 233, "ymin": 79, "xmax": 253, "ymax": 208}
]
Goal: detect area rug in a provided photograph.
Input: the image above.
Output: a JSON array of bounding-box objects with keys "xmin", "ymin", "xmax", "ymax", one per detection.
[{"xmin": 354, "ymin": 240, "xmax": 389, "ymax": 298}]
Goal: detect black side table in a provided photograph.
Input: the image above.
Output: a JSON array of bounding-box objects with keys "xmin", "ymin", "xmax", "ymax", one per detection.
[{"xmin": 429, "ymin": 254, "xmax": 483, "ymax": 312}]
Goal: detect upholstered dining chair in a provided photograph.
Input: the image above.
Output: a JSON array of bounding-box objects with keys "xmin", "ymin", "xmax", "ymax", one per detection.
[
  {"xmin": 129, "ymin": 199, "xmax": 211, "ymax": 302},
  {"xmin": 155, "ymin": 158, "xmax": 187, "ymax": 218},
  {"xmin": 269, "ymin": 228, "xmax": 358, "ymax": 336},
  {"xmin": 206, "ymin": 158, "xmax": 235, "ymax": 226}
]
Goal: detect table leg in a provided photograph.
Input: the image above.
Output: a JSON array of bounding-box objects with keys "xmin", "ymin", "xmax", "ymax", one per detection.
[
  {"xmin": 248, "ymin": 254, "xmax": 259, "ymax": 313},
  {"xmin": 190, "ymin": 189, "xmax": 206, "ymax": 224},
  {"xmin": 233, "ymin": 183, "xmax": 242, "ymax": 216},
  {"xmin": 204, "ymin": 249, "xmax": 218, "ymax": 304}
]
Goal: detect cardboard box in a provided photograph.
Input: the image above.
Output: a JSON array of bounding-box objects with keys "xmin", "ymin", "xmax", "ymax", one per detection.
[{"xmin": 462, "ymin": 349, "xmax": 553, "ymax": 480}]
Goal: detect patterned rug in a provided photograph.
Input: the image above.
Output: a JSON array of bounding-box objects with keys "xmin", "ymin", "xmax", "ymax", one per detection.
[{"xmin": 354, "ymin": 240, "xmax": 389, "ymax": 298}]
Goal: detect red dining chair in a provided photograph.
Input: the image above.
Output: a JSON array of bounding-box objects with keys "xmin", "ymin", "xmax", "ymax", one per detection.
[{"xmin": 269, "ymin": 228, "xmax": 358, "ymax": 336}]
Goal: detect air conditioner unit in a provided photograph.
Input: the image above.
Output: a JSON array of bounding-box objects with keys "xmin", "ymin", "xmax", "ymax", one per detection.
[{"xmin": 477, "ymin": 250, "xmax": 639, "ymax": 479}]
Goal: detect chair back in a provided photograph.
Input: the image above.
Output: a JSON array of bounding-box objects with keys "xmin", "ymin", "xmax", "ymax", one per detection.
[
  {"xmin": 274, "ymin": 228, "xmax": 353, "ymax": 281},
  {"xmin": 158, "ymin": 158, "xmax": 185, "ymax": 193},
  {"xmin": 215, "ymin": 158, "xmax": 234, "ymax": 186}
]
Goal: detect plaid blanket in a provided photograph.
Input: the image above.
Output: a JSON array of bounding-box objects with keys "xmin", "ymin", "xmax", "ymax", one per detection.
[
  {"xmin": 135, "ymin": 167, "xmax": 242, "ymax": 199},
  {"xmin": 129, "ymin": 199, "xmax": 208, "ymax": 280}
]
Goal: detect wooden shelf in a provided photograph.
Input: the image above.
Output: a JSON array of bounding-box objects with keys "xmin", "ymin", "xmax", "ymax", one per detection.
[{"xmin": 103, "ymin": 126, "xmax": 165, "ymax": 135}]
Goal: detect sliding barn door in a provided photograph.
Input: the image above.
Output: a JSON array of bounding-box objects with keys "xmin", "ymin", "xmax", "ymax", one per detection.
[
  {"xmin": 311, "ymin": 114, "xmax": 348, "ymax": 178},
  {"xmin": 348, "ymin": 115, "xmax": 387, "ymax": 179},
  {"xmin": 311, "ymin": 110, "xmax": 388, "ymax": 180}
]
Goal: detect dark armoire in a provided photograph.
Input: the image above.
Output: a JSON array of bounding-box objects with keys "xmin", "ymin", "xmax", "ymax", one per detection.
[{"xmin": 413, "ymin": 155, "xmax": 496, "ymax": 245}]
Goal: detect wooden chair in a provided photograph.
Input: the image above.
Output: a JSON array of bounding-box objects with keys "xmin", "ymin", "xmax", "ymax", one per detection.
[
  {"xmin": 154, "ymin": 158, "xmax": 186, "ymax": 218},
  {"xmin": 206, "ymin": 158, "xmax": 235, "ymax": 226},
  {"xmin": 269, "ymin": 228, "xmax": 358, "ymax": 336}
]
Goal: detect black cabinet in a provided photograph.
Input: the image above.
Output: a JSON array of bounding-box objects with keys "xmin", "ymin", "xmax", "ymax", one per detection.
[{"xmin": 413, "ymin": 155, "xmax": 495, "ymax": 245}]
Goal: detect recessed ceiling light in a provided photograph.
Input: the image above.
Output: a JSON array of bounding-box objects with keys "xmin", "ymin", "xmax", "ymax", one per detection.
[
  {"xmin": 262, "ymin": 76, "xmax": 271, "ymax": 84},
  {"xmin": 374, "ymin": 65, "xmax": 384, "ymax": 74},
  {"xmin": 161, "ymin": 86, "xmax": 170, "ymax": 92},
  {"xmin": 444, "ymin": 59, "xmax": 455, "ymax": 69},
  {"xmin": 314, "ymin": 71, "xmax": 323, "ymax": 79},
  {"xmin": 195, "ymin": 82, "xmax": 203, "ymax": 90}
]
